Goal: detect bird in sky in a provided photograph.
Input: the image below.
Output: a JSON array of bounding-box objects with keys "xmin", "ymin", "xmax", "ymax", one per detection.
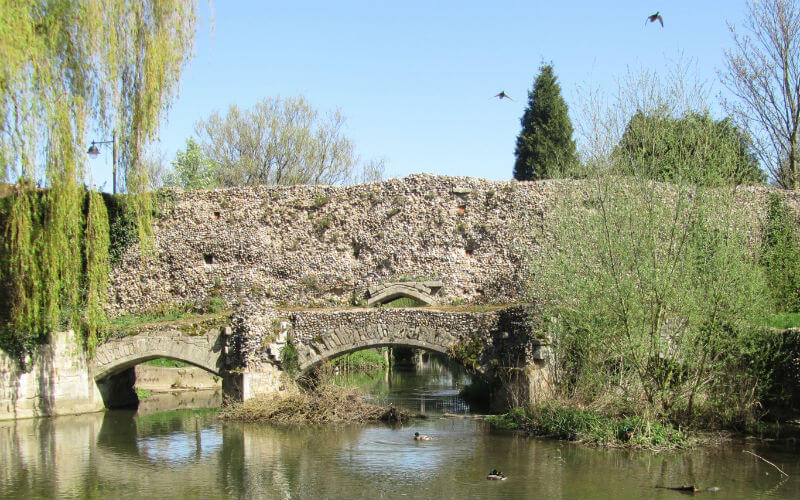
[
  {"xmin": 492, "ymin": 91, "xmax": 513, "ymax": 101},
  {"xmin": 646, "ymin": 11, "xmax": 664, "ymax": 27}
]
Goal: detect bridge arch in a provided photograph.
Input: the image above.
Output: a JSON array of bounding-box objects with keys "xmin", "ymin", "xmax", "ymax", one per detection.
[
  {"xmin": 288, "ymin": 308, "xmax": 513, "ymax": 377},
  {"xmin": 92, "ymin": 328, "xmax": 227, "ymax": 381},
  {"xmin": 298, "ymin": 340, "xmax": 460, "ymax": 374}
]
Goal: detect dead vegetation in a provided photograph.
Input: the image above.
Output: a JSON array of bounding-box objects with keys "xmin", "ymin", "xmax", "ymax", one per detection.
[{"xmin": 219, "ymin": 385, "xmax": 413, "ymax": 425}]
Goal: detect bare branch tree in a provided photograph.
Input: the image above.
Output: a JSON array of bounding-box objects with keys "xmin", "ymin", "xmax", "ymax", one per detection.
[
  {"xmin": 193, "ymin": 96, "xmax": 382, "ymax": 187},
  {"xmin": 720, "ymin": 0, "xmax": 800, "ymax": 189}
]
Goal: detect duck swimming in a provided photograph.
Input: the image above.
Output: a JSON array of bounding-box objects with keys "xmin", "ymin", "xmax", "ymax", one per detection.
[
  {"xmin": 487, "ymin": 469, "xmax": 506, "ymax": 480},
  {"xmin": 413, "ymin": 432, "xmax": 432, "ymax": 441}
]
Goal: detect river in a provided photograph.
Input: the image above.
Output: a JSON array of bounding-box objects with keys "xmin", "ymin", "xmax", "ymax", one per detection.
[{"xmin": 1, "ymin": 355, "xmax": 799, "ymax": 499}]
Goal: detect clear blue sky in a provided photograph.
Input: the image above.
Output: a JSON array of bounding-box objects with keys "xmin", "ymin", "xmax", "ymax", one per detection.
[{"xmin": 86, "ymin": 1, "xmax": 753, "ymax": 189}]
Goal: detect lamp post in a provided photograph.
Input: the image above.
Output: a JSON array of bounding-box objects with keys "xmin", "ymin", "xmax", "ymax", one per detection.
[{"xmin": 87, "ymin": 130, "xmax": 118, "ymax": 194}]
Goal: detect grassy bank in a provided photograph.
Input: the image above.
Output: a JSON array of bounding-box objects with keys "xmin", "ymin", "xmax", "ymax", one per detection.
[
  {"xmin": 487, "ymin": 402, "xmax": 688, "ymax": 449},
  {"xmin": 219, "ymin": 385, "xmax": 412, "ymax": 425}
]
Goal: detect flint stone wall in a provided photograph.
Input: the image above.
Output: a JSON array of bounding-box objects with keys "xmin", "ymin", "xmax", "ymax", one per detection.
[{"xmin": 108, "ymin": 174, "xmax": 800, "ymax": 317}]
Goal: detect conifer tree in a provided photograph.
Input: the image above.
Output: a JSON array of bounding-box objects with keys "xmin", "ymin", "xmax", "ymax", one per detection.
[{"xmin": 513, "ymin": 64, "xmax": 578, "ymax": 180}]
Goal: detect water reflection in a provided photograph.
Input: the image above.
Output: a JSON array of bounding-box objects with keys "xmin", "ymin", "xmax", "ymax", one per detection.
[
  {"xmin": 3, "ymin": 394, "xmax": 800, "ymax": 498},
  {"xmin": 333, "ymin": 354, "xmax": 477, "ymax": 415},
  {"xmin": 3, "ymin": 408, "xmax": 800, "ymax": 499}
]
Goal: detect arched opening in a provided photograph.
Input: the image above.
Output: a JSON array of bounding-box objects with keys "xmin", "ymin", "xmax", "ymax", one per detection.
[
  {"xmin": 95, "ymin": 356, "xmax": 222, "ymax": 410},
  {"xmin": 305, "ymin": 344, "xmax": 490, "ymax": 415}
]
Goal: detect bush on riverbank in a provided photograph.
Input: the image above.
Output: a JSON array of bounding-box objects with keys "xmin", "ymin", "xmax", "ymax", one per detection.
[
  {"xmin": 219, "ymin": 385, "xmax": 412, "ymax": 425},
  {"xmin": 487, "ymin": 403, "xmax": 687, "ymax": 448},
  {"xmin": 534, "ymin": 175, "xmax": 786, "ymax": 435}
]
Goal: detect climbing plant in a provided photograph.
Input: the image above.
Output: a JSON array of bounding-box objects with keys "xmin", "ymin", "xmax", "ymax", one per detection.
[{"xmin": 0, "ymin": 1, "xmax": 198, "ymax": 357}]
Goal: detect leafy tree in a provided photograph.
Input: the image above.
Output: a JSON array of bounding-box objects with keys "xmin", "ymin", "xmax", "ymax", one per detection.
[
  {"xmin": 613, "ymin": 111, "xmax": 765, "ymax": 186},
  {"xmin": 721, "ymin": 0, "xmax": 800, "ymax": 189},
  {"xmin": 164, "ymin": 139, "xmax": 218, "ymax": 190},
  {"xmin": 0, "ymin": 1, "xmax": 197, "ymax": 355},
  {"xmin": 193, "ymin": 96, "xmax": 384, "ymax": 187},
  {"xmin": 539, "ymin": 177, "xmax": 773, "ymax": 427},
  {"xmin": 513, "ymin": 64, "xmax": 578, "ymax": 180}
]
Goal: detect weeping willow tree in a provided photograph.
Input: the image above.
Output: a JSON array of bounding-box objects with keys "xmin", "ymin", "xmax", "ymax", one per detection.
[{"xmin": 0, "ymin": 1, "xmax": 198, "ymax": 357}]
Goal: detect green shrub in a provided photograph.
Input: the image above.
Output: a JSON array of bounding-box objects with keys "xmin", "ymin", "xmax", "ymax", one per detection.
[
  {"xmin": 760, "ymin": 195, "xmax": 800, "ymax": 312},
  {"xmin": 202, "ymin": 296, "xmax": 228, "ymax": 314},
  {"xmin": 488, "ymin": 403, "xmax": 686, "ymax": 448},
  {"xmin": 540, "ymin": 177, "xmax": 772, "ymax": 428},
  {"xmin": 280, "ymin": 337, "xmax": 300, "ymax": 375}
]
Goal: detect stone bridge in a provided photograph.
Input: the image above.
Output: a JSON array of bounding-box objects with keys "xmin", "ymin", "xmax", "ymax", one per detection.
[
  {"xmin": 88, "ymin": 320, "xmax": 230, "ymax": 409},
  {"xmin": 92, "ymin": 326, "xmax": 228, "ymax": 381},
  {"xmin": 226, "ymin": 304, "xmax": 553, "ymax": 409}
]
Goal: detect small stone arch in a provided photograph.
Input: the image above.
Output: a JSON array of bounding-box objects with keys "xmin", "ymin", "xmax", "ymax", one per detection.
[
  {"xmin": 297, "ymin": 339, "xmax": 459, "ymax": 374},
  {"xmin": 366, "ymin": 281, "xmax": 442, "ymax": 307}
]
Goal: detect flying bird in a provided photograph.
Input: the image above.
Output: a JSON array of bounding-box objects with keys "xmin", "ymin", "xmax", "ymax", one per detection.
[
  {"xmin": 646, "ymin": 11, "xmax": 663, "ymax": 27},
  {"xmin": 492, "ymin": 91, "xmax": 513, "ymax": 101}
]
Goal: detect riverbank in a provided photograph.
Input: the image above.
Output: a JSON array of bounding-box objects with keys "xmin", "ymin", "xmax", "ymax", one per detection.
[{"xmin": 486, "ymin": 401, "xmax": 800, "ymax": 450}]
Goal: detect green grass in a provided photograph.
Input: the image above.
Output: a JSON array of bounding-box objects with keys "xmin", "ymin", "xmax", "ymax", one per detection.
[
  {"xmin": 764, "ymin": 312, "xmax": 800, "ymax": 329},
  {"xmin": 108, "ymin": 302, "xmax": 231, "ymax": 333},
  {"xmin": 143, "ymin": 358, "xmax": 191, "ymax": 368}
]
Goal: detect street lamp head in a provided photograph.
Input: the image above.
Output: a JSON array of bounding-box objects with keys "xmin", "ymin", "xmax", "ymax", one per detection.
[{"xmin": 87, "ymin": 143, "xmax": 100, "ymax": 157}]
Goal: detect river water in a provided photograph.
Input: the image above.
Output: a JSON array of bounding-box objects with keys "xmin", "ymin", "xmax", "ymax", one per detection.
[{"xmin": 2, "ymin": 356, "xmax": 800, "ymax": 499}]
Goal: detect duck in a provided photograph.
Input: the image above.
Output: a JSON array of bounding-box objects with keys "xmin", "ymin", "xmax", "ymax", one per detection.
[
  {"xmin": 413, "ymin": 432, "xmax": 432, "ymax": 441},
  {"xmin": 487, "ymin": 469, "xmax": 507, "ymax": 480},
  {"xmin": 621, "ymin": 427, "xmax": 632, "ymax": 442}
]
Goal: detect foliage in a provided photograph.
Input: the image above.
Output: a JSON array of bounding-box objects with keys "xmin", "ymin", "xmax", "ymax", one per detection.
[
  {"xmin": 448, "ymin": 333, "xmax": 483, "ymax": 371},
  {"xmin": 721, "ymin": 0, "xmax": 800, "ymax": 189},
  {"xmin": 135, "ymin": 388, "xmax": 152, "ymax": 400},
  {"xmin": 202, "ymin": 296, "xmax": 228, "ymax": 315},
  {"xmin": 83, "ymin": 191, "xmax": 110, "ymax": 353},
  {"xmin": 760, "ymin": 195, "xmax": 800, "ymax": 312},
  {"xmin": 331, "ymin": 349, "xmax": 387, "ymax": 375},
  {"xmin": 163, "ymin": 139, "xmax": 218, "ymax": 190},
  {"xmin": 0, "ymin": 1, "xmax": 198, "ymax": 357},
  {"xmin": 190, "ymin": 96, "xmax": 384, "ymax": 187},
  {"xmin": 102, "ymin": 193, "xmax": 139, "ymax": 265},
  {"xmin": 539, "ymin": 176, "xmax": 775, "ymax": 428},
  {"xmin": 764, "ymin": 312, "xmax": 800, "ymax": 329},
  {"xmin": 613, "ymin": 111, "xmax": 764, "ymax": 186},
  {"xmin": 108, "ymin": 302, "xmax": 228, "ymax": 333},
  {"xmin": 280, "ymin": 337, "xmax": 301, "ymax": 375},
  {"xmin": 513, "ymin": 64, "xmax": 578, "ymax": 180},
  {"xmin": 143, "ymin": 358, "xmax": 191, "ymax": 368},
  {"xmin": 487, "ymin": 403, "xmax": 686, "ymax": 448}
]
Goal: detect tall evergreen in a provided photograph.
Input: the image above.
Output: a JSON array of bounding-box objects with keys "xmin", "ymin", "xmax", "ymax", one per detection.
[{"xmin": 513, "ymin": 64, "xmax": 578, "ymax": 180}]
